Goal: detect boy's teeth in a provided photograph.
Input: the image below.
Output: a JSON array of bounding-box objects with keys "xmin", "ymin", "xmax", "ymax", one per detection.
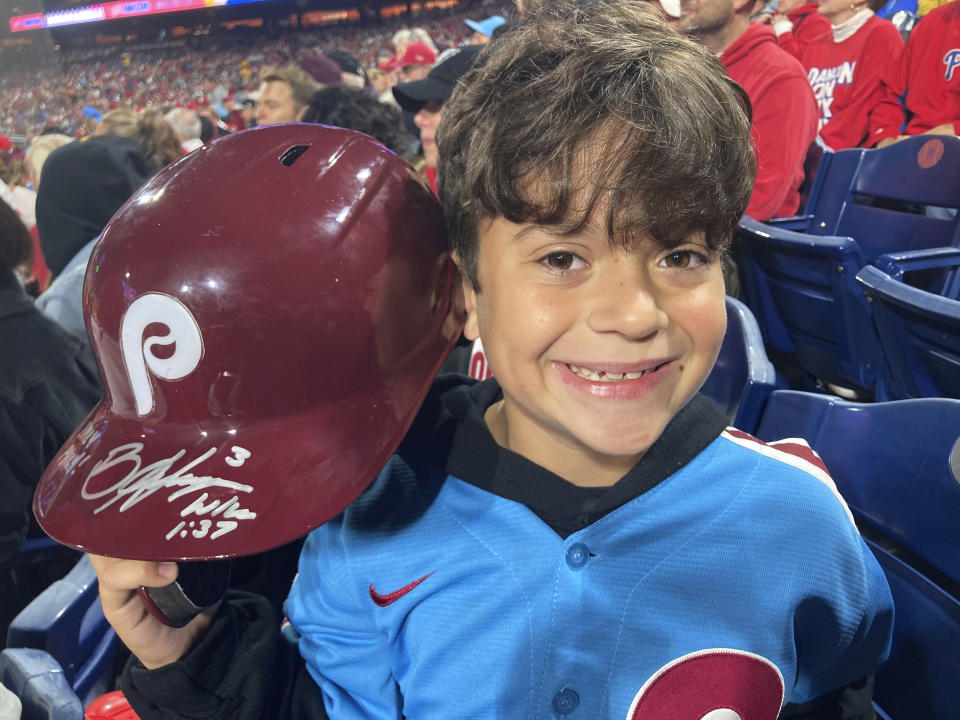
[{"xmin": 568, "ymin": 364, "xmax": 652, "ymax": 382}]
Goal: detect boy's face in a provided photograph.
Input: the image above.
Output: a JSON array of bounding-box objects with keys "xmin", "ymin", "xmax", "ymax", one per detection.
[{"xmin": 459, "ymin": 206, "xmax": 726, "ymax": 486}]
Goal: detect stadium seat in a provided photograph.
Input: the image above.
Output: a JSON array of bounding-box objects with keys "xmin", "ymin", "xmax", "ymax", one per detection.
[
  {"xmin": 0, "ymin": 647, "xmax": 83, "ymax": 720},
  {"xmin": 755, "ymin": 390, "xmax": 960, "ymax": 719},
  {"xmin": 736, "ymin": 216, "xmax": 881, "ymax": 392},
  {"xmin": 767, "ymin": 135, "xmax": 960, "ymax": 263},
  {"xmin": 739, "ymin": 138, "xmax": 960, "ymax": 392},
  {"xmin": 872, "ymin": 246, "xmax": 960, "ymax": 299},
  {"xmin": 699, "ymin": 296, "xmax": 778, "ymax": 432},
  {"xmin": 2, "ymin": 538, "xmax": 82, "ymax": 647},
  {"xmin": 856, "ymin": 258, "xmax": 960, "ymax": 399},
  {"xmin": 868, "ymin": 547, "xmax": 960, "ymax": 720},
  {"xmin": 6, "ymin": 555, "xmax": 121, "ymax": 708}
]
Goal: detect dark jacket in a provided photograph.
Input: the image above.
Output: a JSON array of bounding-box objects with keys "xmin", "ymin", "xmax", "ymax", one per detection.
[{"xmin": 0, "ymin": 269, "xmax": 101, "ymax": 565}]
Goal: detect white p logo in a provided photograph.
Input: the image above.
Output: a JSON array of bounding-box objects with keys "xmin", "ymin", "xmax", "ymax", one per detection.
[{"xmin": 120, "ymin": 293, "xmax": 204, "ymax": 416}]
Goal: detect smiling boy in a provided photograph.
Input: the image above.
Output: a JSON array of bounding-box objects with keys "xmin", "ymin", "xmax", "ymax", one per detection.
[
  {"xmin": 288, "ymin": 2, "xmax": 891, "ymax": 716},
  {"xmin": 454, "ymin": 208, "xmax": 727, "ymax": 487},
  {"xmin": 92, "ymin": 2, "xmax": 891, "ymax": 719}
]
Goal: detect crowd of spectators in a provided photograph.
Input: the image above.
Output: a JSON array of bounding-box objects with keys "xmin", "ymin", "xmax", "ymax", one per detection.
[
  {"xmin": 0, "ymin": 3, "xmax": 502, "ymax": 139},
  {"xmin": 0, "ymin": 0, "xmax": 958, "ymax": 664}
]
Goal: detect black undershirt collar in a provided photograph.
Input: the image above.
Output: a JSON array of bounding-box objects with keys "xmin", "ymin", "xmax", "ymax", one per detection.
[{"xmin": 443, "ymin": 378, "xmax": 729, "ymax": 538}]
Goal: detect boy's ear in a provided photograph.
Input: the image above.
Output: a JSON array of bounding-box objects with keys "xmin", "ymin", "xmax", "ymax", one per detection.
[{"xmin": 451, "ymin": 252, "xmax": 481, "ymax": 342}]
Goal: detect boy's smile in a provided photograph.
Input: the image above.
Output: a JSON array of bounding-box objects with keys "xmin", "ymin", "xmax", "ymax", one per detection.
[
  {"xmin": 459, "ymin": 213, "xmax": 727, "ymax": 488},
  {"xmin": 557, "ymin": 359, "xmax": 675, "ymax": 398}
]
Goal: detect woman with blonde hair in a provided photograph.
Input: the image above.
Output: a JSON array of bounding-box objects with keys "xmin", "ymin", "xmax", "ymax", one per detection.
[
  {"xmin": 25, "ymin": 133, "xmax": 73, "ymax": 189},
  {"xmin": 97, "ymin": 107, "xmax": 182, "ymax": 169}
]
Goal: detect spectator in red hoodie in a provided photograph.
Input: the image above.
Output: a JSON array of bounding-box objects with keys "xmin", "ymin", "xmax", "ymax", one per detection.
[
  {"xmin": 868, "ymin": 0, "xmax": 960, "ymax": 147},
  {"xmin": 763, "ymin": 0, "xmax": 832, "ymax": 59},
  {"xmin": 676, "ymin": 0, "xmax": 819, "ymax": 220},
  {"xmin": 801, "ymin": 0, "xmax": 903, "ymax": 149}
]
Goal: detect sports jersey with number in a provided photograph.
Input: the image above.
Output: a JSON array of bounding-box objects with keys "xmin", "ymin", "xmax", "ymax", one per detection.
[{"xmin": 285, "ymin": 379, "xmax": 893, "ymax": 720}]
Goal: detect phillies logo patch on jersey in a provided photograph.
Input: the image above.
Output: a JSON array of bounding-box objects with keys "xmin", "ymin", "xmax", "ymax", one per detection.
[
  {"xmin": 468, "ymin": 338, "xmax": 494, "ymax": 381},
  {"xmin": 626, "ymin": 649, "xmax": 784, "ymax": 720},
  {"xmin": 944, "ymin": 49, "xmax": 960, "ymax": 81},
  {"xmin": 120, "ymin": 292, "xmax": 204, "ymax": 416}
]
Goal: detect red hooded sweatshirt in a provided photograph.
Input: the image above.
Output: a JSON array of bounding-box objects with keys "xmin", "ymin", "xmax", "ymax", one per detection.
[
  {"xmin": 868, "ymin": 0, "xmax": 960, "ymax": 144},
  {"xmin": 721, "ymin": 23, "xmax": 819, "ymax": 220}
]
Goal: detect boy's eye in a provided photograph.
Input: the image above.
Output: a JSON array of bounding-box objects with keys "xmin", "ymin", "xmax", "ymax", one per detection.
[
  {"xmin": 541, "ymin": 252, "xmax": 583, "ymax": 271},
  {"xmin": 659, "ymin": 250, "xmax": 707, "ymax": 269}
]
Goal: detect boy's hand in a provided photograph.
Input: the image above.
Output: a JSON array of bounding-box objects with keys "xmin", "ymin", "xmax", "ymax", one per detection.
[{"xmin": 89, "ymin": 554, "xmax": 218, "ymax": 670}]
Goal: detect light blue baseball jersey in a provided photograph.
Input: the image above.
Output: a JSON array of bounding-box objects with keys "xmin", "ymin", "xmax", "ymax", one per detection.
[{"xmin": 286, "ymin": 380, "xmax": 893, "ymax": 720}]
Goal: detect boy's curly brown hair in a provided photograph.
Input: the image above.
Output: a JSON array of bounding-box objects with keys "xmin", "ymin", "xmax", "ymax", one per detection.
[{"xmin": 438, "ymin": 0, "xmax": 757, "ymax": 289}]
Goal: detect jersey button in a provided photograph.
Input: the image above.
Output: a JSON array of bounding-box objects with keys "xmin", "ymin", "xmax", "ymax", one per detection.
[
  {"xmin": 565, "ymin": 543, "xmax": 590, "ymax": 569},
  {"xmin": 552, "ymin": 687, "xmax": 580, "ymax": 715}
]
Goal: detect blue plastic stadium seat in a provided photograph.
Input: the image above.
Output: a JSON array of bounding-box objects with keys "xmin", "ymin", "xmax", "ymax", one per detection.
[
  {"xmin": 699, "ymin": 296, "xmax": 777, "ymax": 433},
  {"xmin": 0, "ymin": 648, "xmax": 83, "ymax": 720},
  {"xmin": 872, "ymin": 246, "xmax": 960, "ymax": 300},
  {"xmin": 767, "ymin": 136, "xmax": 960, "ymax": 262},
  {"xmin": 737, "ymin": 217, "xmax": 881, "ymax": 392},
  {"xmin": 867, "ymin": 546, "xmax": 960, "ymax": 720},
  {"xmin": 756, "ymin": 390, "xmax": 960, "ymax": 719},
  {"xmin": 2, "ymin": 537, "xmax": 82, "ymax": 639},
  {"xmin": 738, "ymin": 137, "xmax": 960, "ymax": 393},
  {"xmin": 6, "ymin": 555, "xmax": 120, "ymax": 708},
  {"xmin": 856, "ymin": 254, "xmax": 960, "ymax": 399}
]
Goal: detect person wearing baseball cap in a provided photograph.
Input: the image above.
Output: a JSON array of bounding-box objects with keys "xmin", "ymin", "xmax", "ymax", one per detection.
[
  {"xmin": 299, "ymin": 53, "xmax": 343, "ymax": 87},
  {"xmin": 465, "ymin": 14, "xmax": 507, "ymax": 43},
  {"xmin": 393, "ymin": 41, "xmax": 438, "ymax": 82},
  {"xmin": 392, "ymin": 45, "xmax": 483, "ymax": 194}
]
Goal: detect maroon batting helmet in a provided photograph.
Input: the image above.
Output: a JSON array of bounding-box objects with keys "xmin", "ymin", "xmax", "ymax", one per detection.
[{"xmin": 34, "ymin": 124, "xmax": 463, "ymax": 561}]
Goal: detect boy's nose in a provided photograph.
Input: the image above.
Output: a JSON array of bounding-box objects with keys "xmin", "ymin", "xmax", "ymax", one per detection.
[{"xmin": 586, "ymin": 274, "xmax": 667, "ymax": 340}]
